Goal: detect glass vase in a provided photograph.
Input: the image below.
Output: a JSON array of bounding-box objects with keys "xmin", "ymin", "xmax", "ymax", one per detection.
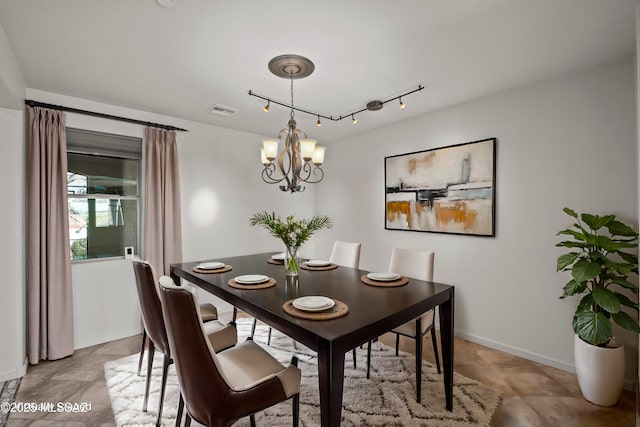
[{"xmin": 284, "ymin": 245, "xmax": 300, "ymax": 276}]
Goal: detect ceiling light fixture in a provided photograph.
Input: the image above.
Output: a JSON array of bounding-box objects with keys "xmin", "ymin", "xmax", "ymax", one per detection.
[
  {"xmin": 249, "ymin": 85, "xmax": 423, "ymax": 124},
  {"xmin": 352, "ymin": 114, "xmax": 358, "ymax": 125},
  {"xmin": 259, "ymin": 55, "xmax": 326, "ymax": 193},
  {"xmin": 316, "ymin": 115, "xmax": 322, "ymax": 127},
  {"xmin": 263, "ymin": 100, "xmax": 270, "ymax": 112}
]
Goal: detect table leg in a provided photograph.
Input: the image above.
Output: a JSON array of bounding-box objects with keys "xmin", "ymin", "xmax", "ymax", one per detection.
[
  {"xmin": 317, "ymin": 339, "xmax": 345, "ymax": 426},
  {"xmin": 438, "ymin": 289, "xmax": 455, "ymax": 411}
]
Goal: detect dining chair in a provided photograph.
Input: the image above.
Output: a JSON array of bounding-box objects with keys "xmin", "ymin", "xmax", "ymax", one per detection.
[
  {"xmin": 365, "ymin": 248, "xmax": 440, "ymax": 403},
  {"xmin": 132, "ymin": 260, "xmax": 237, "ymax": 427},
  {"xmin": 135, "ymin": 260, "xmax": 219, "ymax": 377},
  {"xmin": 158, "ymin": 276, "xmax": 301, "ymax": 427}
]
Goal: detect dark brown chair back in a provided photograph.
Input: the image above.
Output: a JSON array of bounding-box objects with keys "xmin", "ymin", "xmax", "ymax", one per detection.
[{"xmin": 132, "ymin": 259, "xmax": 169, "ymax": 355}]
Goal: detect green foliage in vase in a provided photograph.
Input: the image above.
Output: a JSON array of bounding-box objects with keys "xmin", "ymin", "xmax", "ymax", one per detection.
[
  {"xmin": 557, "ymin": 208, "xmax": 639, "ymax": 346},
  {"xmin": 249, "ymin": 211, "xmax": 332, "ymax": 248}
]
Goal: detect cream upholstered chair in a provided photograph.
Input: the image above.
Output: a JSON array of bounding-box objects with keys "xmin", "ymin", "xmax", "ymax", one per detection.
[
  {"xmin": 158, "ymin": 276, "xmax": 301, "ymax": 427},
  {"xmin": 366, "ymin": 248, "xmax": 440, "ymax": 403},
  {"xmin": 329, "ymin": 241, "xmax": 361, "ymax": 269},
  {"xmin": 132, "ymin": 260, "xmax": 237, "ymax": 426}
]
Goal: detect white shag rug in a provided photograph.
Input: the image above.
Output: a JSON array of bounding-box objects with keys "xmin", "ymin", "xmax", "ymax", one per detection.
[{"xmin": 105, "ymin": 318, "xmax": 502, "ymax": 426}]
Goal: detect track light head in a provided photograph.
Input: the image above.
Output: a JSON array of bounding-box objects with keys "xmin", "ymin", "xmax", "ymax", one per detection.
[
  {"xmin": 263, "ymin": 100, "xmax": 270, "ymax": 112},
  {"xmin": 316, "ymin": 115, "xmax": 322, "ymax": 126},
  {"xmin": 399, "ymin": 97, "xmax": 406, "ymax": 110},
  {"xmin": 352, "ymin": 114, "xmax": 358, "ymax": 125}
]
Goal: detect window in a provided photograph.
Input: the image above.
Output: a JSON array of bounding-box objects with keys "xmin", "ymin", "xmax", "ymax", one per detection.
[{"xmin": 67, "ymin": 128, "xmax": 142, "ymax": 260}]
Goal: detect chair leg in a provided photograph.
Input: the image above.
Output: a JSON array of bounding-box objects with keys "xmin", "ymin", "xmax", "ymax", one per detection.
[
  {"xmin": 395, "ymin": 333, "xmax": 400, "ymax": 356},
  {"xmin": 366, "ymin": 340, "xmax": 372, "ymax": 379},
  {"xmin": 175, "ymin": 393, "xmax": 184, "ymax": 427},
  {"xmin": 143, "ymin": 341, "xmax": 155, "ymax": 412},
  {"xmin": 185, "ymin": 413, "xmax": 191, "ymax": 427},
  {"xmin": 251, "ymin": 318, "xmax": 258, "ymax": 338},
  {"xmin": 232, "ymin": 307, "xmax": 238, "ymax": 321},
  {"xmin": 137, "ymin": 329, "xmax": 147, "ymax": 376},
  {"xmin": 156, "ymin": 354, "xmax": 171, "ymax": 427},
  {"xmin": 292, "ymin": 394, "xmax": 300, "ymax": 427},
  {"xmin": 267, "ymin": 327, "xmax": 272, "ymax": 345},
  {"xmin": 352, "ymin": 348, "xmax": 356, "ymax": 368},
  {"xmin": 415, "ymin": 319, "xmax": 423, "ymax": 403},
  {"xmin": 250, "ymin": 414, "xmax": 256, "ymax": 427},
  {"xmin": 431, "ymin": 329, "xmax": 441, "ymax": 374}
]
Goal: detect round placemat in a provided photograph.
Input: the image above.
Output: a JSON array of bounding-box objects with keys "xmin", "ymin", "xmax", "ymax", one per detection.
[
  {"xmin": 282, "ymin": 299, "xmax": 349, "ymax": 320},
  {"xmin": 267, "ymin": 259, "xmax": 284, "ymax": 265},
  {"xmin": 193, "ymin": 265, "xmax": 233, "ymax": 274},
  {"xmin": 228, "ymin": 277, "xmax": 276, "ymax": 290},
  {"xmin": 300, "ymin": 263, "xmax": 338, "ymax": 271},
  {"xmin": 361, "ymin": 275, "xmax": 409, "ymax": 287}
]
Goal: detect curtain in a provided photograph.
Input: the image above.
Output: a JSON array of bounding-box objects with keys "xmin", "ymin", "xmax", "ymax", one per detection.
[
  {"xmin": 26, "ymin": 106, "xmax": 74, "ymax": 364},
  {"xmin": 144, "ymin": 127, "xmax": 182, "ymax": 276}
]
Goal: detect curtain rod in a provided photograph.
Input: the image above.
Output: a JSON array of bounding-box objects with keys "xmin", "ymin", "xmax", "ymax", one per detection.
[{"xmin": 24, "ymin": 100, "xmax": 188, "ymax": 132}]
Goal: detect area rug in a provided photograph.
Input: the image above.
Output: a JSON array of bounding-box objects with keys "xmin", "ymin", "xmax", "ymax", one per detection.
[{"xmin": 105, "ymin": 318, "xmax": 502, "ymax": 426}]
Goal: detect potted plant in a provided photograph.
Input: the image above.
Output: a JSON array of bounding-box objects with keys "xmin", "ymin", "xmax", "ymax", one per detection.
[
  {"xmin": 250, "ymin": 211, "xmax": 332, "ymax": 276},
  {"xmin": 556, "ymin": 207, "xmax": 639, "ymax": 406}
]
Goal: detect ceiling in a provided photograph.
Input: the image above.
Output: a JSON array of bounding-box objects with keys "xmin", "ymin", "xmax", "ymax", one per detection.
[{"xmin": 0, "ymin": 0, "xmax": 638, "ymax": 142}]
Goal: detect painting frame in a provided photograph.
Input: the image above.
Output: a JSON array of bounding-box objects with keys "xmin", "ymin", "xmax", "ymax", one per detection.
[{"xmin": 384, "ymin": 138, "xmax": 496, "ymax": 237}]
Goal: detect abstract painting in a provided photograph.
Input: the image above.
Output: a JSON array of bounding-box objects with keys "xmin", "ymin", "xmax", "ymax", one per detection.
[{"xmin": 385, "ymin": 138, "xmax": 496, "ymax": 236}]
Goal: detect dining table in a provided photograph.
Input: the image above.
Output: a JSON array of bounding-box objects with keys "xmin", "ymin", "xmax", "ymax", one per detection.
[{"xmin": 170, "ymin": 252, "xmax": 455, "ymax": 427}]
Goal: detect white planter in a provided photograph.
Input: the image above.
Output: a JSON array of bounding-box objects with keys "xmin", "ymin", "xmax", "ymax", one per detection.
[{"xmin": 574, "ymin": 334, "xmax": 625, "ymax": 406}]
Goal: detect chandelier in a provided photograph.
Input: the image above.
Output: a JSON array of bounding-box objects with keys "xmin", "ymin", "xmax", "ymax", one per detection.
[{"xmin": 260, "ymin": 55, "xmax": 325, "ymax": 193}]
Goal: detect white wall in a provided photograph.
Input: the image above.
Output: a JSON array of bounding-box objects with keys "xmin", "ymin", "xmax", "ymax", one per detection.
[
  {"xmin": 0, "ymin": 24, "xmax": 26, "ymax": 381},
  {"xmin": 314, "ymin": 58, "xmax": 639, "ymax": 383},
  {"xmin": 0, "ymin": 108, "xmax": 26, "ymax": 381}
]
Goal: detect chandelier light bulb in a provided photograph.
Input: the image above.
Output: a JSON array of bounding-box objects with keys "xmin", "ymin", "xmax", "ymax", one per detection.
[
  {"xmin": 300, "ymin": 139, "xmax": 318, "ymax": 161},
  {"xmin": 312, "ymin": 146, "xmax": 326, "ymax": 166},
  {"xmin": 399, "ymin": 97, "xmax": 406, "ymax": 110},
  {"xmin": 263, "ymin": 100, "xmax": 270, "ymax": 112},
  {"xmin": 352, "ymin": 114, "xmax": 358, "ymax": 125}
]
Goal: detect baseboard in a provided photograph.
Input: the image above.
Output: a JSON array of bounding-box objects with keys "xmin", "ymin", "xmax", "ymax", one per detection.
[
  {"xmin": 75, "ymin": 327, "xmax": 142, "ymax": 350},
  {"xmin": 455, "ymin": 330, "xmax": 636, "ymax": 391},
  {"xmin": 0, "ymin": 357, "xmax": 28, "ymax": 381}
]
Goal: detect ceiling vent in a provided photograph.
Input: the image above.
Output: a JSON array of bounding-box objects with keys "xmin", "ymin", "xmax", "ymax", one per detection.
[{"xmin": 210, "ymin": 104, "xmax": 239, "ymax": 117}]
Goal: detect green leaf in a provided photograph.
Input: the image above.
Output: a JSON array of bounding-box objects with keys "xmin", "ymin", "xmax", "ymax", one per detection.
[
  {"xmin": 563, "ymin": 207, "xmax": 578, "ymax": 218},
  {"xmin": 610, "ymin": 276, "xmax": 640, "ymax": 292},
  {"xmin": 561, "ymin": 279, "xmax": 586, "ymax": 298},
  {"xmin": 593, "ymin": 235, "xmax": 625, "ymax": 252},
  {"xmin": 601, "ymin": 259, "xmax": 635, "ymax": 276},
  {"xmin": 591, "ymin": 287, "xmax": 620, "ymax": 314},
  {"xmin": 581, "ymin": 213, "xmax": 601, "ymax": 231},
  {"xmin": 607, "ymin": 220, "xmax": 639, "ymax": 237},
  {"xmin": 611, "ymin": 311, "xmax": 640, "ymax": 333},
  {"xmin": 571, "ymin": 259, "xmax": 601, "ymax": 282},
  {"xmin": 576, "ymin": 293, "xmax": 595, "ymax": 313},
  {"xmin": 557, "ymin": 229, "xmax": 586, "ymax": 241},
  {"xmin": 613, "ymin": 292, "xmax": 639, "ymax": 312},
  {"xmin": 619, "ymin": 251, "xmax": 639, "ymax": 265},
  {"xmin": 556, "ymin": 241, "xmax": 587, "ymax": 249},
  {"xmin": 557, "ymin": 252, "xmax": 580, "ymax": 271},
  {"xmin": 574, "ymin": 311, "xmax": 612, "ymax": 345}
]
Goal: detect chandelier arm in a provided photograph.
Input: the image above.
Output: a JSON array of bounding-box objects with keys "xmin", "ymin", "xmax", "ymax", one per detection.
[
  {"xmin": 262, "ymin": 163, "xmax": 286, "ymax": 184},
  {"xmin": 299, "ymin": 163, "xmax": 324, "ymax": 184}
]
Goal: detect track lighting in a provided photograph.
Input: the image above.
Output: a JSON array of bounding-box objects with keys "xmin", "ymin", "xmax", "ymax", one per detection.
[
  {"xmin": 352, "ymin": 114, "xmax": 358, "ymax": 125},
  {"xmin": 263, "ymin": 100, "xmax": 270, "ymax": 112},
  {"xmin": 399, "ymin": 97, "xmax": 406, "ymax": 110},
  {"xmin": 316, "ymin": 115, "xmax": 322, "ymax": 126}
]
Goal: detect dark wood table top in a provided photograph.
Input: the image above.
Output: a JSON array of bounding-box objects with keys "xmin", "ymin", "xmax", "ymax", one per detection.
[{"xmin": 171, "ymin": 252, "xmax": 454, "ymax": 354}]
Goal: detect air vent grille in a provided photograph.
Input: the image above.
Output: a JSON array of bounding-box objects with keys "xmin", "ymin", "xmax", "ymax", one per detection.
[{"xmin": 210, "ymin": 104, "xmax": 239, "ymax": 117}]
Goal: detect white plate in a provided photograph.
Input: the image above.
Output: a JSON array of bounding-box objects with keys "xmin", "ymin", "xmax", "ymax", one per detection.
[
  {"xmin": 271, "ymin": 253, "xmax": 286, "ymax": 260},
  {"xmin": 197, "ymin": 261, "xmax": 225, "ymax": 270},
  {"xmin": 367, "ymin": 272, "xmax": 401, "ymax": 282},
  {"xmin": 305, "ymin": 259, "xmax": 331, "ymax": 267},
  {"xmin": 292, "ymin": 296, "xmax": 335, "ymax": 312},
  {"xmin": 234, "ymin": 274, "xmax": 269, "ymax": 284}
]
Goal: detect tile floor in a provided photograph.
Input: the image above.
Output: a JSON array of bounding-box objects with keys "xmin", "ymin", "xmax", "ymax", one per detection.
[{"xmin": 3, "ymin": 324, "xmax": 636, "ymax": 426}]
